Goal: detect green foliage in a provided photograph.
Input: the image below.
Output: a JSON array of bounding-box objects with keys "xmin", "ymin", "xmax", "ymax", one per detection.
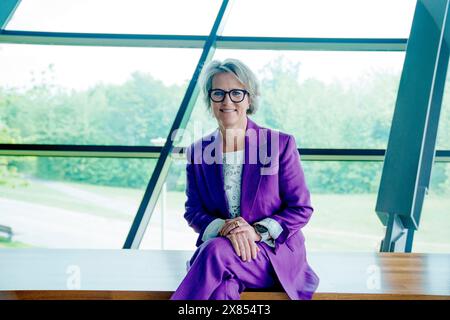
[
  {"xmin": 34, "ymin": 157, "xmax": 156, "ymax": 188},
  {"xmin": 0, "ymin": 91, "xmax": 28, "ymax": 187}
]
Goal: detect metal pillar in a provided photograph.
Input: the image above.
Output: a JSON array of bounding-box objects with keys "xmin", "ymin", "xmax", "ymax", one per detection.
[
  {"xmin": 377, "ymin": 0, "xmax": 450, "ymax": 252},
  {"xmin": 0, "ymin": 0, "xmax": 21, "ymax": 30}
]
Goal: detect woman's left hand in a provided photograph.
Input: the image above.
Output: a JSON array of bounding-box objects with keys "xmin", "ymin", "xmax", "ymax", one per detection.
[
  {"xmin": 228, "ymin": 220, "xmax": 262, "ymax": 242},
  {"xmin": 220, "ymin": 217, "xmax": 248, "ymax": 236}
]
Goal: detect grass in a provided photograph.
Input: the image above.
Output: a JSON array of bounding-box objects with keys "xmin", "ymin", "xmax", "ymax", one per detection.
[
  {"xmin": 0, "ymin": 180, "xmax": 144, "ymax": 220},
  {"xmin": 0, "ymin": 236, "xmax": 33, "ymax": 249}
]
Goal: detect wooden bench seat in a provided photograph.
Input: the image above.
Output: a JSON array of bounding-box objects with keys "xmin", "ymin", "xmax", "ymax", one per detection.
[{"xmin": 0, "ymin": 250, "xmax": 448, "ymax": 300}]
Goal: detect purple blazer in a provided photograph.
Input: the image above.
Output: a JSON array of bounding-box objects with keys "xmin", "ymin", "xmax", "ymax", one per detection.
[{"xmin": 184, "ymin": 117, "xmax": 319, "ymax": 300}]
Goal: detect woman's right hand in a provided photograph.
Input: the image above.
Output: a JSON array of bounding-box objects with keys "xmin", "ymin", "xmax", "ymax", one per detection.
[{"xmin": 225, "ymin": 230, "xmax": 260, "ymax": 262}]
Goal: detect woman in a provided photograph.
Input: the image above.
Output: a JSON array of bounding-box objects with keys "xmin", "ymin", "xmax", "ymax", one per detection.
[{"xmin": 171, "ymin": 58, "xmax": 319, "ymax": 300}]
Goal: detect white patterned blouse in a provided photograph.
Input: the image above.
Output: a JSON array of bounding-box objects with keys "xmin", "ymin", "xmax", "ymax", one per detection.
[{"xmin": 222, "ymin": 149, "xmax": 245, "ymax": 218}]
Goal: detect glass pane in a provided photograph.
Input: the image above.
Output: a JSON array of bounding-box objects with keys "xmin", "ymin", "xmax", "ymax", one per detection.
[
  {"xmin": 413, "ymin": 163, "xmax": 450, "ymax": 253},
  {"xmin": 0, "ymin": 44, "xmax": 200, "ymax": 145},
  {"xmin": 140, "ymin": 159, "xmax": 197, "ymax": 251},
  {"xmin": 224, "ymin": 0, "xmax": 416, "ymax": 38},
  {"xmin": 178, "ymin": 50, "xmax": 404, "ymax": 149},
  {"xmin": 436, "ymin": 61, "xmax": 450, "ymax": 150},
  {"xmin": 6, "ymin": 0, "xmax": 221, "ymax": 35},
  {"xmin": 175, "ymin": 97, "xmax": 218, "ymax": 148},
  {"xmin": 140, "ymin": 159, "xmax": 385, "ymax": 252},
  {"xmin": 0, "ymin": 156, "xmax": 155, "ymax": 248},
  {"xmin": 302, "ymin": 161, "xmax": 384, "ymax": 252}
]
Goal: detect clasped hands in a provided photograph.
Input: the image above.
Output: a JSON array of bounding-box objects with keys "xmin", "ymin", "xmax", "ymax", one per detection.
[{"xmin": 219, "ymin": 217, "xmax": 262, "ymax": 262}]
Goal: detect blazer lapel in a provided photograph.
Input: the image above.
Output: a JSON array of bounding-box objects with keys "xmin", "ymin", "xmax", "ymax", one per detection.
[
  {"xmin": 240, "ymin": 118, "xmax": 265, "ymax": 222},
  {"xmin": 201, "ymin": 129, "xmax": 230, "ymax": 219}
]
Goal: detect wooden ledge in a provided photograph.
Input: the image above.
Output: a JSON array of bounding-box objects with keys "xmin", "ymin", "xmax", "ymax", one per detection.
[
  {"xmin": 1, "ymin": 290, "xmax": 449, "ymax": 300},
  {"xmin": 0, "ymin": 250, "xmax": 449, "ymax": 300}
]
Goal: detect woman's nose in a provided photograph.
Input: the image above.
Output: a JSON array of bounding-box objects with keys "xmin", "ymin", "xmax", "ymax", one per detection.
[{"xmin": 222, "ymin": 92, "xmax": 233, "ymax": 105}]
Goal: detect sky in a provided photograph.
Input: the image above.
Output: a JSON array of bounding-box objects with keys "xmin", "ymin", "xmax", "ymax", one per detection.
[{"xmin": 0, "ymin": 0, "xmax": 416, "ymax": 90}]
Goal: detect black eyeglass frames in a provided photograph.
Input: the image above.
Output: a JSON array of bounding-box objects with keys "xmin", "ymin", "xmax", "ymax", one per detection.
[{"xmin": 208, "ymin": 89, "xmax": 249, "ymax": 103}]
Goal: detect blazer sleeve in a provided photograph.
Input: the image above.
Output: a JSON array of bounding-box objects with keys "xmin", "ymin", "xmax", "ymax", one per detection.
[
  {"xmin": 184, "ymin": 146, "xmax": 218, "ymax": 246},
  {"xmin": 270, "ymin": 135, "xmax": 314, "ymax": 251}
]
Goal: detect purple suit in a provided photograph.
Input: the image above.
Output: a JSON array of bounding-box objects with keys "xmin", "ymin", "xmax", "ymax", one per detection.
[{"xmin": 171, "ymin": 117, "xmax": 319, "ymax": 300}]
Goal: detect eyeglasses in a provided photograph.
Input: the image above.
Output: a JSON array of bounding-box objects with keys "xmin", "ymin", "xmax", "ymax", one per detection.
[{"xmin": 208, "ymin": 89, "xmax": 249, "ymax": 103}]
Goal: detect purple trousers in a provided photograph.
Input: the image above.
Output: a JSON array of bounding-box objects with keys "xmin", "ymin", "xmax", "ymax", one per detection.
[{"xmin": 170, "ymin": 237, "xmax": 279, "ymax": 300}]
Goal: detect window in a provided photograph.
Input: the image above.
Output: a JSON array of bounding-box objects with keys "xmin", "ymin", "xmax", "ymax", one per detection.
[
  {"xmin": 223, "ymin": 0, "xmax": 416, "ymax": 38},
  {"xmin": 413, "ymin": 163, "xmax": 450, "ymax": 253},
  {"xmin": 0, "ymin": 44, "xmax": 200, "ymax": 145},
  {"xmin": 2, "ymin": 0, "xmax": 447, "ymax": 253},
  {"xmin": 6, "ymin": 0, "xmax": 222, "ymax": 35},
  {"xmin": 0, "ymin": 156, "xmax": 155, "ymax": 248},
  {"xmin": 436, "ymin": 68, "xmax": 450, "ymax": 149}
]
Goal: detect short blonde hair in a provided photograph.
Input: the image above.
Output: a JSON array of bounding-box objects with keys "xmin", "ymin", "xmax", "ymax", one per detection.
[{"xmin": 200, "ymin": 58, "xmax": 260, "ymax": 114}]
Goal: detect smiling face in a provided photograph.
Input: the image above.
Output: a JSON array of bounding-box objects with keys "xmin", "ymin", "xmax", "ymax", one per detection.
[{"xmin": 210, "ymin": 72, "xmax": 250, "ymax": 130}]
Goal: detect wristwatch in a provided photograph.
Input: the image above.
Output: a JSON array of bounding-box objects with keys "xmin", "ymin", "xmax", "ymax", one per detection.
[{"xmin": 253, "ymin": 224, "xmax": 269, "ymax": 242}]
